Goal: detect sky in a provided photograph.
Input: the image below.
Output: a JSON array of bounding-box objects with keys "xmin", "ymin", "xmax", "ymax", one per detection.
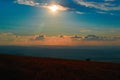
[{"xmin": 0, "ymin": 0, "xmax": 120, "ymax": 46}]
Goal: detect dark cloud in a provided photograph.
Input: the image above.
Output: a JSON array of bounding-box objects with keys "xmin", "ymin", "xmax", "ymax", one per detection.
[
  {"xmin": 84, "ymin": 35, "xmax": 120, "ymax": 41},
  {"xmin": 32, "ymin": 35, "xmax": 45, "ymax": 41}
]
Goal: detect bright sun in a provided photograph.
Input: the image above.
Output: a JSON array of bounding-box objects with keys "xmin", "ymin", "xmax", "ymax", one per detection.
[{"xmin": 49, "ymin": 5, "xmax": 58, "ymax": 12}]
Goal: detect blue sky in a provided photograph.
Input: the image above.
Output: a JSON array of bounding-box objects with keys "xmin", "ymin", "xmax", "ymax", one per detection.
[
  {"xmin": 0, "ymin": 0, "xmax": 120, "ymax": 46},
  {"xmin": 0, "ymin": 0, "xmax": 120, "ymax": 35}
]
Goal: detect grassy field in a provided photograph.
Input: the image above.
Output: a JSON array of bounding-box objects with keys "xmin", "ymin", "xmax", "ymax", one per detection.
[{"xmin": 0, "ymin": 54, "xmax": 120, "ymax": 80}]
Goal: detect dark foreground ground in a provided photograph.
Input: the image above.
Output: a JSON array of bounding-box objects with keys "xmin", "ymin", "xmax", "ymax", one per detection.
[{"xmin": 0, "ymin": 54, "xmax": 120, "ymax": 80}]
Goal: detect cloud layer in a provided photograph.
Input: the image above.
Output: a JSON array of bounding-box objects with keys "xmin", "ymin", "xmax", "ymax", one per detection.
[
  {"xmin": 14, "ymin": 0, "xmax": 68, "ymax": 11},
  {"xmin": 75, "ymin": 0, "xmax": 120, "ymax": 11},
  {"xmin": 0, "ymin": 32, "xmax": 120, "ymax": 46},
  {"xmin": 14, "ymin": 0, "xmax": 120, "ymax": 15}
]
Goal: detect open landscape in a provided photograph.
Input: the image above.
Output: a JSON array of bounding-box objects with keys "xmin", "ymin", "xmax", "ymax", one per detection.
[
  {"xmin": 0, "ymin": 54, "xmax": 120, "ymax": 80},
  {"xmin": 0, "ymin": 0, "xmax": 120, "ymax": 80}
]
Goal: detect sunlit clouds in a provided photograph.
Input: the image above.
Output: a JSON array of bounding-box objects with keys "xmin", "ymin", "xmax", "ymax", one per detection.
[
  {"xmin": 0, "ymin": 32, "xmax": 120, "ymax": 46},
  {"xmin": 47, "ymin": 5, "xmax": 68, "ymax": 12},
  {"xmin": 14, "ymin": 0, "xmax": 68, "ymax": 12},
  {"xmin": 49, "ymin": 5, "xmax": 58, "ymax": 12},
  {"xmin": 14, "ymin": 0, "xmax": 120, "ymax": 15}
]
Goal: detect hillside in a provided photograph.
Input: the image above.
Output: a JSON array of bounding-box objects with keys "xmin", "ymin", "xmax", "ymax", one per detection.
[{"xmin": 0, "ymin": 54, "xmax": 120, "ymax": 80}]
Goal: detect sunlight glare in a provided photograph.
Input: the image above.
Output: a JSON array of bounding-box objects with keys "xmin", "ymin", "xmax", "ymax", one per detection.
[{"xmin": 49, "ymin": 5, "xmax": 58, "ymax": 12}]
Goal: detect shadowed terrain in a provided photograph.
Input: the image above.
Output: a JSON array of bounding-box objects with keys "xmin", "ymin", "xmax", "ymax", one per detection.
[{"xmin": 0, "ymin": 54, "xmax": 120, "ymax": 80}]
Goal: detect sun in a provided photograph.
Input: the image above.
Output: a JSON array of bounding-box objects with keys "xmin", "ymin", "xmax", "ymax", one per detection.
[{"xmin": 49, "ymin": 5, "xmax": 58, "ymax": 12}]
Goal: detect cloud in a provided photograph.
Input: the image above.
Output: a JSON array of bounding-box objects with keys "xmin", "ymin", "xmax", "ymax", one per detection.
[
  {"xmin": 71, "ymin": 35, "xmax": 83, "ymax": 41},
  {"xmin": 0, "ymin": 32, "xmax": 120, "ymax": 46},
  {"xmin": 76, "ymin": 11, "xmax": 85, "ymax": 14},
  {"xmin": 0, "ymin": 32, "xmax": 16, "ymax": 41},
  {"xmin": 104, "ymin": 0, "xmax": 115, "ymax": 2},
  {"xmin": 80, "ymin": 29, "xmax": 92, "ymax": 33},
  {"xmin": 75, "ymin": 0, "xmax": 120, "ymax": 11},
  {"xmin": 14, "ymin": 0, "xmax": 68, "ymax": 11},
  {"xmin": 43, "ymin": 4, "xmax": 68, "ymax": 11},
  {"xmin": 84, "ymin": 35, "xmax": 101, "ymax": 41},
  {"xmin": 14, "ymin": 0, "xmax": 120, "ymax": 15},
  {"xmin": 14, "ymin": 0, "xmax": 39, "ymax": 6},
  {"xmin": 84, "ymin": 35, "xmax": 120, "ymax": 41},
  {"xmin": 31, "ymin": 35, "xmax": 46, "ymax": 41},
  {"xmin": 96, "ymin": 11, "xmax": 107, "ymax": 14}
]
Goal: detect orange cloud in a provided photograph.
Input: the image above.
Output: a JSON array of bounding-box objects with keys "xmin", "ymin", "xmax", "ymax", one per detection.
[{"xmin": 0, "ymin": 33, "xmax": 120, "ymax": 46}]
